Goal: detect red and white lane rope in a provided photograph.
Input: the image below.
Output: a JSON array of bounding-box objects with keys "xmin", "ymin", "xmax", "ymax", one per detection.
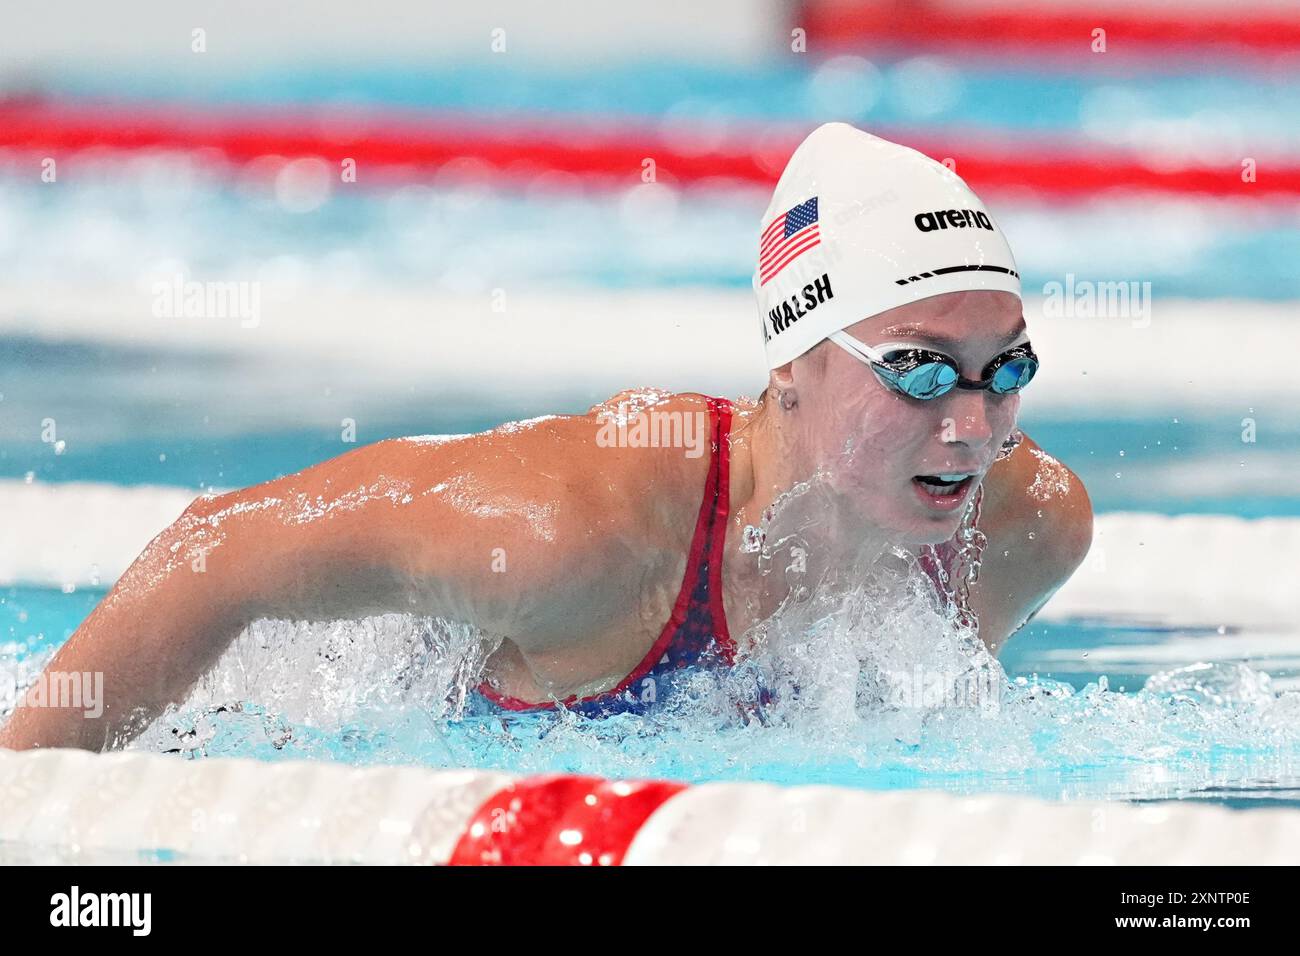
[
  {"xmin": 3, "ymin": 748, "xmax": 1300, "ymax": 865},
  {"xmin": 449, "ymin": 775, "xmax": 686, "ymax": 866},
  {"xmin": 2, "ymin": 99, "xmax": 1298, "ymax": 199}
]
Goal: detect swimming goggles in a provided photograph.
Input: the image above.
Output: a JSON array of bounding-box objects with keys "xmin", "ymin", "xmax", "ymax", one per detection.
[{"xmin": 828, "ymin": 331, "xmax": 1039, "ymax": 401}]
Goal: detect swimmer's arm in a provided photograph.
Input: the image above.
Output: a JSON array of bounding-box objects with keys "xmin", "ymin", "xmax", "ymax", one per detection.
[
  {"xmin": 0, "ymin": 437, "xmax": 597, "ymax": 752},
  {"xmin": 967, "ymin": 434, "xmax": 1094, "ymax": 653},
  {"xmin": 0, "ymin": 486, "xmax": 289, "ymax": 752},
  {"xmin": 0, "ymin": 460, "xmax": 418, "ymax": 749}
]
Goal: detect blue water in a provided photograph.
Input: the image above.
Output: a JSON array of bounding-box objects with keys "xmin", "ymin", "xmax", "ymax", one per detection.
[{"xmin": 5, "ymin": 583, "xmax": 1299, "ymax": 808}]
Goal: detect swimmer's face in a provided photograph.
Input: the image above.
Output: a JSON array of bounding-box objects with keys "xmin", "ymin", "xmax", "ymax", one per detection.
[{"xmin": 792, "ymin": 290, "xmax": 1026, "ymax": 545}]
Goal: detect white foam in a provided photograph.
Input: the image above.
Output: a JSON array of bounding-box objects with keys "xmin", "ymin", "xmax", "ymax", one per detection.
[{"xmin": 401, "ymin": 434, "xmax": 474, "ymax": 445}]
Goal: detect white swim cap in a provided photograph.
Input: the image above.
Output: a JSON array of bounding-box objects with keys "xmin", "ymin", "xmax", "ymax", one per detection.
[{"xmin": 754, "ymin": 122, "xmax": 1021, "ymax": 369}]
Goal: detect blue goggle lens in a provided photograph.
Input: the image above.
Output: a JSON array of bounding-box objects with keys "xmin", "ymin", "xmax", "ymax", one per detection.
[
  {"xmin": 894, "ymin": 362, "xmax": 959, "ymax": 399},
  {"xmin": 990, "ymin": 356, "xmax": 1038, "ymax": 394}
]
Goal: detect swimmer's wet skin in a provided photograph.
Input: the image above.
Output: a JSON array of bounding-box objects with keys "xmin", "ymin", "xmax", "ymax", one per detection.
[{"xmin": 0, "ymin": 122, "xmax": 1093, "ymax": 751}]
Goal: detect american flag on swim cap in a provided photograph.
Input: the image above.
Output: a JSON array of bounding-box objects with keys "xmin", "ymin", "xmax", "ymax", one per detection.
[{"xmin": 759, "ymin": 196, "xmax": 819, "ymax": 286}]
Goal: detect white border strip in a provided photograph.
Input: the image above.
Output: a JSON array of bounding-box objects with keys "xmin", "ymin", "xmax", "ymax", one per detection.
[
  {"xmin": 4, "ymin": 748, "xmax": 1300, "ymax": 865},
  {"xmin": 0, "ymin": 748, "xmax": 512, "ymax": 864},
  {"xmin": 1039, "ymin": 511, "xmax": 1300, "ymax": 628},
  {"xmin": 627, "ymin": 783, "xmax": 1300, "ymax": 865},
  {"xmin": 2, "ymin": 287, "xmax": 1297, "ymax": 412}
]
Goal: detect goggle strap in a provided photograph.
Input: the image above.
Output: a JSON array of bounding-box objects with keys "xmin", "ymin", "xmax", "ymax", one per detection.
[{"xmin": 827, "ymin": 330, "xmax": 888, "ymax": 366}]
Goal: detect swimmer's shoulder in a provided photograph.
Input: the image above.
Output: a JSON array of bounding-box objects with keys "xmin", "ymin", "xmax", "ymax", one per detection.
[
  {"xmin": 184, "ymin": 397, "xmax": 745, "ymax": 636},
  {"xmin": 984, "ymin": 433, "xmax": 1093, "ymax": 548},
  {"xmin": 578, "ymin": 387, "xmax": 763, "ymax": 526},
  {"xmin": 574, "ymin": 389, "xmax": 727, "ymax": 537},
  {"xmin": 390, "ymin": 392, "xmax": 734, "ymax": 632},
  {"xmin": 969, "ymin": 433, "xmax": 1094, "ymax": 650},
  {"xmin": 333, "ymin": 393, "xmax": 717, "ymax": 550},
  {"xmin": 343, "ymin": 389, "xmax": 750, "ymax": 551}
]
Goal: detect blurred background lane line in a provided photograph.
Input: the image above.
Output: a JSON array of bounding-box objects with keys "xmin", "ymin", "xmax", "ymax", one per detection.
[{"xmin": 5, "ymin": 98, "xmax": 1299, "ymax": 198}]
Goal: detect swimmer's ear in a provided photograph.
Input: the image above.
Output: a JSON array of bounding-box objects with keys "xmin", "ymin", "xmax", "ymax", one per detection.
[{"xmin": 769, "ymin": 362, "xmax": 796, "ymax": 392}]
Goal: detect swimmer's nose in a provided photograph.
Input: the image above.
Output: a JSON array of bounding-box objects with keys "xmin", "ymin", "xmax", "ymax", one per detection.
[{"xmin": 940, "ymin": 391, "xmax": 995, "ymax": 450}]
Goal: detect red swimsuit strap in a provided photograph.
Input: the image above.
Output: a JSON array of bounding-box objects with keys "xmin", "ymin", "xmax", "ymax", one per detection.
[
  {"xmin": 704, "ymin": 396, "xmax": 736, "ymax": 663},
  {"xmin": 596, "ymin": 394, "xmax": 736, "ymax": 691}
]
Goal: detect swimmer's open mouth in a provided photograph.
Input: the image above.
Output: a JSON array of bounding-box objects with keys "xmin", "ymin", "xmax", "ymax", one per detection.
[{"xmin": 912, "ymin": 473, "xmax": 976, "ymax": 496}]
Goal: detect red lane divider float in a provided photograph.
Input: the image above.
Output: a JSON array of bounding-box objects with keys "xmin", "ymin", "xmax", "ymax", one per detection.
[
  {"xmin": 800, "ymin": 0, "xmax": 1300, "ymax": 58},
  {"xmin": 449, "ymin": 774, "xmax": 686, "ymax": 866},
  {"xmin": 1, "ymin": 98, "xmax": 1296, "ymax": 199},
  {"xmin": 0, "ymin": 99, "xmax": 781, "ymax": 187}
]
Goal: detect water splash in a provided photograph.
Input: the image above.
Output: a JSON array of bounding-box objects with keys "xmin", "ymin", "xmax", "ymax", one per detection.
[
  {"xmin": 119, "ymin": 516, "xmax": 1300, "ymax": 806},
  {"xmin": 131, "ymin": 614, "xmax": 496, "ymax": 762}
]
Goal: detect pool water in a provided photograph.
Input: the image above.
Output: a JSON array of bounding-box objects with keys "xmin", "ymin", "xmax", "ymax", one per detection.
[{"xmin": 5, "ymin": 578, "xmax": 1300, "ymax": 810}]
